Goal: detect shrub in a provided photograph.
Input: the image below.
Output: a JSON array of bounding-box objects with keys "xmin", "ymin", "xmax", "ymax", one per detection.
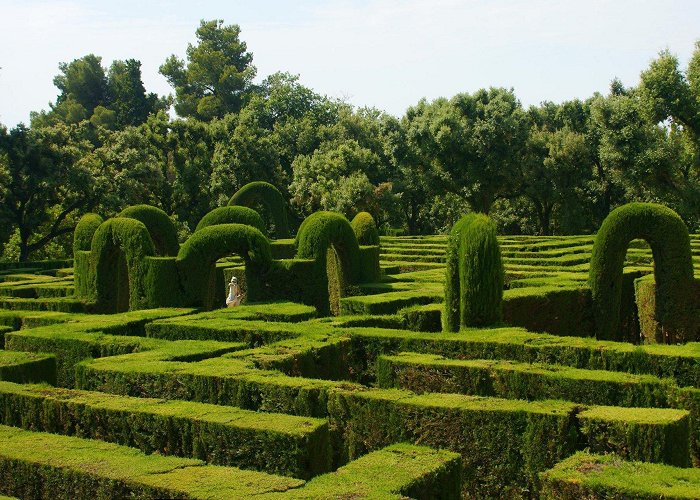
[
  {"xmin": 176, "ymin": 223, "xmax": 272, "ymax": 309},
  {"xmin": 295, "ymin": 212, "xmax": 362, "ymax": 315},
  {"xmin": 91, "ymin": 218, "xmax": 156, "ymax": 313},
  {"xmin": 195, "ymin": 206, "xmax": 266, "ymax": 234},
  {"xmin": 229, "ymin": 181, "xmax": 290, "ymax": 238},
  {"xmin": 443, "ymin": 213, "xmax": 504, "ymax": 331},
  {"xmin": 72, "ymin": 213, "xmax": 103, "ymax": 255},
  {"xmin": 351, "ymin": 212, "xmax": 380, "ymax": 246},
  {"xmin": 118, "ymin": 205, "xmax": 179, "ymax": 256},
  {"xmin": 589, "ymin": 202, "xmax": 696, "ymax": 343}
]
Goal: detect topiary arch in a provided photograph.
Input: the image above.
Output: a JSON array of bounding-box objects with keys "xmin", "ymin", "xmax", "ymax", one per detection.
[
  {"xmin": 228, "ymin": 181, "xmax": 290, "ymax": 238},
  {"xmin": 73, "ymin": 213, "xmax": 104, "ymax": 255},
  {"xmin": 176, "ymin": 223, "xmax": 272, "ymax": 309},
  {"xmin": 118, "ymin": 205, "xmax": 179, "ymax": 256},
  {"xmin": 443, "ymin": 213, "xmax": 504, "ymax": 332},
  {"xmin": 195, "ymin": 206, "xmax": 266, "ymax": 234},
  {"xmin": 589, "ymin": 202, "xmax": 695, "ymax": 343},
  {"xmin": 91, "ymin": 218, "xmax": 156, "ymax": 313},
  {"xmin": 296, "ymin": 211, "xmax": 361, "ymax": 316}
]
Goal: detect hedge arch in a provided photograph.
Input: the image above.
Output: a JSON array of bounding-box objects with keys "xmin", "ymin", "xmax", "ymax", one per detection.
[
  {"xmin": 589, "ymin": 202, "xmax": 695, "ymax": 343},
  {"xmin": 177, "ymin": 223, "xmax": 272, "ymax": 309},
  {"xmin": 195, "ymin": 206, "xmax": 266, "ymax": 234},
  {"xmin": 296, "ymin": 211, "xmax": 361, "ymax": 315},
  {"xmin": 228, "ymin": 181, "xmax": 290, "ymax": 238},
  {"xmin": 118, "ymin": 205, "xmax": 179, "ymax": 256},
  {"xmin": 91, "ymin": 218, "xmax": 156, "ymax": 313},
  {"xmin": 443, "ymin": 213, "xmax": 504, "ymax": 332},
  {"xmin": 351, "ymin": 212, "xmax": 380, "ymax": 246},
  {"xmin": 73, "ymin": 213, "xmax": 104, "ymax": 299}
]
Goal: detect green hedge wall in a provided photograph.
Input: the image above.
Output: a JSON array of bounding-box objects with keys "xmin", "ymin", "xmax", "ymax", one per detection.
[
  {"xmin": 540, "ymin": 452, "xmax": 700, "ymax": 499},
  {"xmin": 443, "ymin": 213, "xmax": 503, "ymax": 332},
  {"xmin": 72, "ymin": 250, "xmax": 93, "ymax": 300},
  {"xmin": 0, "ymin": 351, "xmax": 56, "ymax": 385},
  {"xmin": 195, "ymin": 206, "xmax": 266, "ymax": 234},
  {"xmin": 91, "ymin": 218, "xmax": 156, "ymax": 313},
  {"xmin": 229, "ymin": 181, "xmax": 291, "ymax": 238},
  {"xmin": 0, "ymin": 381, "xmax": 331, "ymax": 479},
  {"xmin": 589, "ymin": 202, "xmax": 696, "ymax": 343},
  {"xmin": 176, "ymin": 223, "xmax": 272, "ymax": 309},
  {"xmin": 351, "ymin": 212, "xmax": 380, "ymax": 246},
  {"xmin": 118, "ymin": 205, "xmax": 179, "ymax": 257}
]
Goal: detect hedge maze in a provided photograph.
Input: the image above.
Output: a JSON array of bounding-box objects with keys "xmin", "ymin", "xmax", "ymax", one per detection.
[{"xmin": 2, "ymin": 196, "xmax": 700, "ymax": 498}]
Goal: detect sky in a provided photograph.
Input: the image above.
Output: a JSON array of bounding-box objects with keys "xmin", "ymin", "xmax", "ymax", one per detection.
[{"xmin": 0, "ymin": 0, "xmax": 698, "ymax": 126}]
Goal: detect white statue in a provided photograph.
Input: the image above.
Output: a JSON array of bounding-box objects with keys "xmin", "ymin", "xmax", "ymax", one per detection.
[{"xmin": 226, "ymin": 276, "xmax": 242, "ymax": 307}]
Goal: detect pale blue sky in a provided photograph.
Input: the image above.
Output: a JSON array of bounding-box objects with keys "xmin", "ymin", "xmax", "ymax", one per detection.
[{"xmin": 0, "ymin": 0, "xmax": 698, "ymax": 126}]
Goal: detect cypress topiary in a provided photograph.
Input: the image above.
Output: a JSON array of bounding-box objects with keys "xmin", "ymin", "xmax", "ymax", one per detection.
[
  {"xmin": 176, "ymin": 223, "xmax": 272, "ymax": 309},
  {"xmin": 443, "ymin": 213, "xmax": 504, "ymax": 332},
  {"xmin": 296, "ymin": 211, "xmax": 362, "ymax": 315},
  {"xmin": 73, "ymin": 213, "xmax": 104, "ymax": 255},
  {"xmin": 195, "ymin": 206, "xmax": 266, "ymax": 234},
  {"xmin": 118, "ymin": 205, "xmax": 179, "ymax": 256},
  {"xmin": 91, "ymin": 218, "xmax": 157, "ymax": 313},
  {"xmin": 589, "ymin": 202, "xmax": 696, "ymax": 343},
  {"xmin": 229, "ymin": 181, "xmax": 290, "ymax": 238},
  {"xmin": 351, "ymin": 212, "xmax": 380, "ymax": 246}
]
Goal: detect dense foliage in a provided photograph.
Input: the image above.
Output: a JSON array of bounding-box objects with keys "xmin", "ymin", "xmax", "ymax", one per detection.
[{"xmin": 1, "ymin": 22, "xmax": 699, "ymax": 261}]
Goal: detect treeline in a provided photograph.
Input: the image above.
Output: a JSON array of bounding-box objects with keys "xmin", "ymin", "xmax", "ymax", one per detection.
[{"xmin": 0, "ymin": 20, "xmax": 699, "ymax": 261}]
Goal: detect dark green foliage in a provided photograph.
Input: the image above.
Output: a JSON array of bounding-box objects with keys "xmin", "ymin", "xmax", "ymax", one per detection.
[
  {"xmin": 91, "ymin": 218, "xmax": 156, "ymax": 312},
  {"xmin": 443, "ymin": 213, "xmax": 504, "ymax": 331},
  {"xmin": 0, "ymin": 381, "xmax": 331, "ymax": 478},
  {"xmin": 195, "ymin": 206, "xmax": 266, "ymax": 234},
  {"xmin": 295, "ymin": 212, "xmax": 363, "ymax": 315},
  {"xmin": 540, "ymin": 452, "xmax": 700, "ymax": 499},
  {"xmin": 118, "ymin": 205, "xmax": 179, "ymax": 256},
  {"xmin": 503, "ymin": 286, "xmax": 594, "ymax": 337},
  {"xmin": 229, "ymin": 181, "xmax": 290, "ymax": 238},
  {"xmin": 142, "ymin": 256, "xmax": 185, "ymax": 307},
  {"xmin": 589, "ymin": 203, "xmax": 696, "ymax": 342},
  {"xmin": 72, "ymin": 213, "xmax": 103, "ymax": 255},
  {"xmin": 72, "ymin": 250, "xmax": 93, "ymax": 299},
  {"xmin": 351, "ymin": 212, "xmax": 380, "ymax": 246},
  {"xmin": 0, "ymin": 351, "xmax": 56, "ymax": 385},
  {"xmin": 578, "ymin": 406, "xmax": 691, "ymax": 466},
  {"xmin": 176, "ymin": 223, "xmax": 271, "ymax": 308}
]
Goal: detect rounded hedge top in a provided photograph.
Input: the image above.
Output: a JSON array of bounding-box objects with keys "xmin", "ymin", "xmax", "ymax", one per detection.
[
  {"xmin": 589, "ymin": 202, "xmax": 695, "ymax": 343},
  {"xmin": 351, "ymin": 212, "xmax": 380, "ymax": 246},
  {"xmin": 195, "ymin": 206, "xmax": 266, "ymax": 234},
  {"xmin": 73, "ymin": 213, "xmax": 104, "ymax": 255},
  {"xmin": 118, "ymin": 205, "xmax": 179, "ymax": 256},
  {"xmin": 228, "ymin": 181, "xmax": 290, "ymax": 238},
  {"xmin": 296, "ymin": 211, "xmax": 361, "ymax": 272},
  {"xmin": 443, "ymin": 213, "xmax": 503, "ymax": 331}
]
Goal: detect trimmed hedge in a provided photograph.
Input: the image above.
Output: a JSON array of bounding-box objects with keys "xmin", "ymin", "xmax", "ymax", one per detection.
[
  {"xmin": 91, "ymin": 218, "xmax": 156, "ymax": 313},
  {"xmin": 443, "ymin": 213, "xmax": 504, "ymax": 331},
  {"xmin": 72, "ymin": 213, "xmax": 103, "ymax": 255},
  {"xmin": 577, "ymin": 406, "xmax": 690, "ymax": 466},
  {"xmin": 195, "ymin": 205, "xmax": 266, "ymax": 234},
  {"xmin": 0, "ymin": 425, "xmax": 460, "ymax": 500},
  {"xmin": 589, "ymin": 202, "xmax": 696, "ymax": 342},
  {"xmin": 351, "ymin": 211, "xmax": 380, "ymax": 246},
  {"xmin": 328, "ymin": 388, "xmax": 579, "ymax": 497},
  {"xmin": 0, "ymin": 381, "xmax": 331, "ymax": 478},
  {"xmin": 176, "ymin": 223, "xmax": 272, "ymax": 309},
  {"xmin": 295, "ymin": 212, "xmax": 362, "ymax": 316},
  {"xmin": 0, "ymin": 424, "xmax": 304, "ymax": 499},
  {"xmin": 540, "ymin": 452, "xmax": 700, "ymax": 499},
  {"xmin": 0, "ymin": 351, "xmax": 56, "ymax": 385},
  {"xmin": 229, "ymin": 181, "xmax": 290, "ymax": 238},
  {"xmin": 376, "ymin": 352, "xmax": 673, "ymax": 408},
  {"xmin": 118, "ymin": 204, "xmax": 179, "ymax": 256}
]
